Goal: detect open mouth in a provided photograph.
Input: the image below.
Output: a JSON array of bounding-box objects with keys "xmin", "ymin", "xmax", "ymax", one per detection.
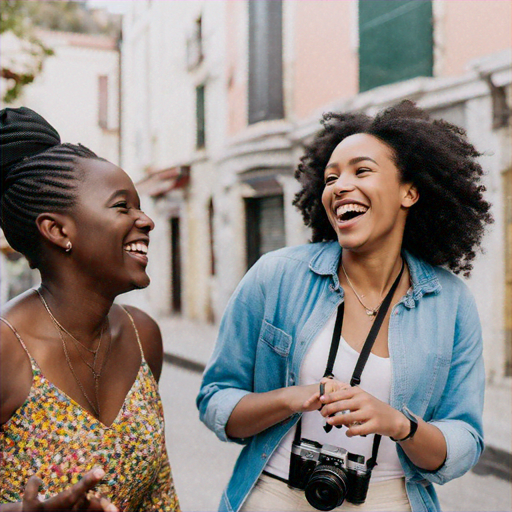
[
  {"xmin": 335, "ymin": 203, "xmax": 369, "ymax": 223},
  {"xmin": 124, "ymin": 241, "xmax": 149, "ymax": 262}
]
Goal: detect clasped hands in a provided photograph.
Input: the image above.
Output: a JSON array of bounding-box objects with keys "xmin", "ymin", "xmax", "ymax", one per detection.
[{"xmin": 299, "ymin": 378, "xmax": 408, "ymax": 440}]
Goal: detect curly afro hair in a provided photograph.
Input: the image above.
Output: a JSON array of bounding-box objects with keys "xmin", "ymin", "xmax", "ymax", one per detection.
[{"xmin": 293, "ymin": 100, "xmax": 493, "ymax": 276}]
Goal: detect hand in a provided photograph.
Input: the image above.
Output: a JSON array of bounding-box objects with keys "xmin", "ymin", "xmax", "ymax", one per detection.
[
  {"xmin": 287, "ymin": 383, "xmax": 324, "ymax": 414},
  {"xmin": 318, "ymin": 378, "xmax": 408, "ymax": 439},
  {"xmin": 20, "ymin": 468, "xmax": 118, "ymax": 512}
]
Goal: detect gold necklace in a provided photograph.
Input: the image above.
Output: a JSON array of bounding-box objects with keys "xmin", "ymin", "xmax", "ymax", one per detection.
[
  {"xmin": 37, "ymin": 288, "xmax": 101, "ymax": 355},
  {"xmin": 341, "ymin": 261, "xmax": 402, "ymax": 317},
  {"xmin": 36, "ymin": 289, "xmax": 112, "ymax": 418}
]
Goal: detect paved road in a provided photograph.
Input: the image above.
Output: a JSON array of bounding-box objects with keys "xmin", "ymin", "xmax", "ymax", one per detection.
[{"xmin": 160, "ymin": 362, "xmax": 512, "ymax": 512}]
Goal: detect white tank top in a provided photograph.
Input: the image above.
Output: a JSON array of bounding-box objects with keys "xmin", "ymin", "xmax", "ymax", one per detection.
[{"xmin": 265, "ymin": 311, "xmax": 405, "ymax": 483}]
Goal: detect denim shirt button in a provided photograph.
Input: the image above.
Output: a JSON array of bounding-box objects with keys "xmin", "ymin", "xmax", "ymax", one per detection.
[
  {"xmin": 262, "ymin": 453, "xmax": 267, "ymax": 459},
  {"xmin": 329, "ymin": 284, "xmax": 335, "ymax": 292}
]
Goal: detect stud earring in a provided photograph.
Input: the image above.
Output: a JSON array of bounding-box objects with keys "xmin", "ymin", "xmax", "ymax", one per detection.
[{"xmin": 65, "ymin": 241, "xmax": 72, "ymax": 253}]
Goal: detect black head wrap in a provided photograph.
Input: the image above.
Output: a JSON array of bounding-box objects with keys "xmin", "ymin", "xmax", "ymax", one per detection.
[{"xmin": 1, "ymin": 107, "xmax": 61, "ymax": 191}]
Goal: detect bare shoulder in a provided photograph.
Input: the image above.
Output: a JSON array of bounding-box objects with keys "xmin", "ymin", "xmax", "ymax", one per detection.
[
  {"xmin": 117, "ymin": 305, "xmax": 164, "ymax": 382},
  {"xmin": 0, "ymin": 294, "xmax": 37, "ymax": 425}
]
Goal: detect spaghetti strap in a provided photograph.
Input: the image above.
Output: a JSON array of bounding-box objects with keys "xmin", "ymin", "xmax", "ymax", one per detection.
[
  {"xmin": 0, "ymin": 317, "xmax": 34, "ymax": 362},
  {"xmin": 120, "ymin": 306, "xmax": 145, "ymax": 359}
]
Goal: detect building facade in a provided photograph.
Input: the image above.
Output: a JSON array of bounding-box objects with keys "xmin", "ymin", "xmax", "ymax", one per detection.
[
  {"xmin": 0, "ymin": 28, "xmax": 121, "ymax": 305},
  {"xmin": 120, "ymin": 1, "xmax": 511, "ymax": 391}
]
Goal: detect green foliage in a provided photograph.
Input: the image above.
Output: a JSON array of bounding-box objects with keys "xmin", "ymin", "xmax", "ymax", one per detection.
[
  {"xmin": 1, "ymin": 0, "xmax": 55, "ymax": 103},
  {"xmin": 0, "ymin": 1, "xmax": 120, "ymax": 103}
]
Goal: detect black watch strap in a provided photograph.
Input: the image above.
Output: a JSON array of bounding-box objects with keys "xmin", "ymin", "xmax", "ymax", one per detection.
[{"xmin": 390, "ymin": 408, "xmax": 418, "ymax": 442}]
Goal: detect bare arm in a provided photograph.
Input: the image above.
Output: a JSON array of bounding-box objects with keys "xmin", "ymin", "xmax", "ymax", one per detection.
[
  {"xmin": 393, "ymin": 416, "xmax": 447, "ymax": 471},
  {"xmin": 226, "ymin": 384, "xmax": 321, "ymax": 439}
]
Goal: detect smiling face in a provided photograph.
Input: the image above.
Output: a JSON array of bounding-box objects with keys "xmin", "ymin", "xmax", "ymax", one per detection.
[
  {"xmin": 66, "ymin": 158, "xmax": 155, "ymax": 295},
  {"xmin": 321, "ymin": 133, "xmax": 418, "ymax": 254}
]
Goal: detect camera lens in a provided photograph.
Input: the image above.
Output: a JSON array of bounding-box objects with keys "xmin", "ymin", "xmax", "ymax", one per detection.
[{"xmin": 304, "ymin": 465, "xmax": 349, "ymax": 511}]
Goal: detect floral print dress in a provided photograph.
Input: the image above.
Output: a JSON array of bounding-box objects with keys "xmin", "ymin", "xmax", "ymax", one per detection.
[{"xmin": 0, "ymin": 310, "xmax": 180, "ymax": 511}]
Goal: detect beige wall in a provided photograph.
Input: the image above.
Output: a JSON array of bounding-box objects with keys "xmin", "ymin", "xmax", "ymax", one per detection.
[
  {"xmin": 440, "ymin": 0, "xmax": 511, "ymax": 76},
  {"xmin": 1, "ymin": 30, "xmax": 120, "ymax": 165}
]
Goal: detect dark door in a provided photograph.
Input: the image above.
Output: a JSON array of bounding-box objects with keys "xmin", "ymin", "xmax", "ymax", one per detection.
[
  {"xmin": 245, "ymin": 195, "xmax": 286, "ymax": 269},
  {"xmin": 170, "ymin": 217, "xmax": 182, "ymax": 313}
]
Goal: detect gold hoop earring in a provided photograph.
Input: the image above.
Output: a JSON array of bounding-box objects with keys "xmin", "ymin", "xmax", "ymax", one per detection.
[{"xmin": 65, "ymin": 241, "xmax": 72, "ymax": 253}]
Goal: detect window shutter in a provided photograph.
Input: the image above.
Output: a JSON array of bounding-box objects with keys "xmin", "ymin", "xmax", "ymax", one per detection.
[
  {"xmin": 248, "ymin": 0, "xmax": 284, "ymax": 124},
  {"xmin": 359, "ymin": 0, "xmax": 433, "ymax": 92}
]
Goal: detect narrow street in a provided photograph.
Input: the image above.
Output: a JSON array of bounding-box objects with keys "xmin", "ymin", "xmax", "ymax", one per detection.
[{"xmin": 160, "ymin": 362, "xmax": 512, "ymax": 512}]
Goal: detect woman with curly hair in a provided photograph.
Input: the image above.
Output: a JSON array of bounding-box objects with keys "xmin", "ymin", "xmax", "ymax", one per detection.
[{"xmin": 197, "ymin": 100, "xmax": 491, "ymax": 512}]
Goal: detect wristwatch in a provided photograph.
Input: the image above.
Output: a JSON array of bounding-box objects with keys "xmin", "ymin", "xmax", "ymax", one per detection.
[{"xmin": 390, "ymin": 406, "xmax": 419, "ymax": 442}]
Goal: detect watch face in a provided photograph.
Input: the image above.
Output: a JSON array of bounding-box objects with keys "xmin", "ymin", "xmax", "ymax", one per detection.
[
  {"xmin": 402, "ymin": 406, "xmax": 418, "ymax": 423},
  {"xmin": 391, "ymin": 406, "xmax": 418, "ymax": 442}
]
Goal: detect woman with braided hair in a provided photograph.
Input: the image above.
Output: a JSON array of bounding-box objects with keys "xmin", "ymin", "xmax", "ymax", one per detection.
[
  {"xmin": 0, "ymin": 107, "xmax": 180, "ymax": 512},
  {"xmin": 197, "ymin": 100, "xmax": 491, "ymax": 512}
]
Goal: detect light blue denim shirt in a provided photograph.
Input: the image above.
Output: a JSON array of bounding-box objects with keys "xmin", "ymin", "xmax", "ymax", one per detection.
[{"xmin": 197, "ymin": 242, "xmax": 485, "ymax": 512}]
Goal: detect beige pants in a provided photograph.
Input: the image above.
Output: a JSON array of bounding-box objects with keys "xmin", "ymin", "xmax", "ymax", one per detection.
[{"xmin": 240, "ymin": 473, "xmax": 412, "ymax": 512}]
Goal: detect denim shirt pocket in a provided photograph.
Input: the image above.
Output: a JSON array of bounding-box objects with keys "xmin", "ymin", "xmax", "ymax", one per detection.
[{"xmin": 254, "ymin": 320, "xmax": 293, "ymax": 392}]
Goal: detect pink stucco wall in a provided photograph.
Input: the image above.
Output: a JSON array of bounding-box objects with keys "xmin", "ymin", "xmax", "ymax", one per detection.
[
  {"xmin": 441, "ymin": 0, "xmax": 511, "ymax": 76},
  {"xmin": 226, "ymin": 1, "xmax": 247, "ymax": 136},
  {"xmin": 293, "ymin": 1, "xmax": 358, "ymax": 121},
  {"xmin": 226, "ymin": 0, "xmax": 510, "ymax": 134}
]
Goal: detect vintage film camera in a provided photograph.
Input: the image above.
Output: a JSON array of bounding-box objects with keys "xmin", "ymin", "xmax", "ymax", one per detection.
[{"xmin": 288, "ymin": 437, "xmax": 372, "ymax": 511}]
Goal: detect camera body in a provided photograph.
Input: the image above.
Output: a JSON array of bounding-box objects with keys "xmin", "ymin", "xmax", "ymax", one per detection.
[{"xmin": 288, "ymin": 438, "xmax": 371, "ymax": 511}]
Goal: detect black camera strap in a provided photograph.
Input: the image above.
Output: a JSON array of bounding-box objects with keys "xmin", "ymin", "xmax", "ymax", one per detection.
[{"xmin": 293, "ymin": 259, "xmax": 405, "ymax": 472}]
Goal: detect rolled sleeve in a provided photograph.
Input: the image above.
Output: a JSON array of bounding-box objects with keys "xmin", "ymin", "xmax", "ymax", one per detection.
[
  {"xmin": 417, "ymin": 419, "xmax": 484, "ymax": 484},
  {"xmin": 197, "ymin": 256, "xmax": 267, "ymax": 443},
  {"xmin": 202, "ymin": 388, "xmax": 252, "ymax": 443}
]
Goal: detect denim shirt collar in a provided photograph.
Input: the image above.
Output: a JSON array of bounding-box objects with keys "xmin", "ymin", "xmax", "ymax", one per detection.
[{"xmin": 308, "ymin": 241, "xmax": 442, "ymax": 307}]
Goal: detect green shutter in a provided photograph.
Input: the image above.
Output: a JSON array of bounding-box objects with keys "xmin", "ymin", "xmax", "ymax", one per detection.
[
  {"xmin": 196, "ymin": 84, "xmax": 205, "ymax": 148},
  {"xmin": 359, "ymin": 0, "xmax": 433, "ymax": 92}
]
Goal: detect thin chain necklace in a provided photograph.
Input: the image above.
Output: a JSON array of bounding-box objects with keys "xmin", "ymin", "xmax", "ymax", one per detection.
[
  {"xmin": 37, "ymin": 288, "xmax": 100, "ymax": 355},
  {"xmin": 341, "ymin": 259, "xmax": 404, "ymax": 317},
  {"xmin": 36, "ymin": 289, "xmax": 112, "ymax": 418}
]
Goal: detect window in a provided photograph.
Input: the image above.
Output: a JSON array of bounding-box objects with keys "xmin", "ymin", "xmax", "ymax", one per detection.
[
  {"xmin": 248, "ymin": 0, "xmax": 284, "ymax": 124},
  {"xmin": 98, "ymin": 75, "xmax": 108, "ymax": 128},
  {"xmin": 358, "ymin": 1, "xmax": 433, "ymax": 92},
  {"xmin": 186, "ymin": 15, "xmax": 203, "ymax": 70},
  {"xmin": 245, "ymin": 195, "xmax": 285, "ymax": 269},
  {"xmin": 196, "ymin": 84, "xmax": 206, "ymax": 149},
  {"xmin": 208, "ymin": 198, "xmax": 215, "ymax": 276}
]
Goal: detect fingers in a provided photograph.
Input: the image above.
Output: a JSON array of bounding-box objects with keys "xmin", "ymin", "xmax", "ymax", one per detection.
[
  {"xmin": 345, "ymin": 419, "xmax": 376, "ymax": 438},
  {"xmin": 23, "ymin": 476, "xmax": 44, "ymax": 510},
  {"xmin": 100, "ymin": 496, "xmax": 118, "ymax": 512},
  {"xmin": 43, "ymin": 467, "xmax": 106, "ymax": 511},
  {"xmin": 72, "ymin": 468, "xmax": 106, "ymax": 496},
  {"xmin": 320, "ymin": 397, "xmax": 358, "ymax": 418},
  {"xmin": 85, "ymin": 492, "xmax": 118, "ymax": 512},
  {"xmin": 320, "ymin": 386, "xmax": 356, "ymax": 405},
  {"xmin": 319, "ymin": 378, "xmax": 350, "ymax": 395}
]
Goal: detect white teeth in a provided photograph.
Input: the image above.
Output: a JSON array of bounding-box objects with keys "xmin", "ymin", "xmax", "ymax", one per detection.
[
  {"xmin": 124, "ymin": 242, "xmax": 148, "ymax": 254},
  {"xmin": 336, "ymin": 203, "xmax": 368, "ymax": 217}
]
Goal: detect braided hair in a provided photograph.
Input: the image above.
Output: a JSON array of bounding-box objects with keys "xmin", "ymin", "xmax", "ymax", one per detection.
[
  {"xmin": 293, "ymin": 100, "xmax": 493, "ymax": 276},
  {"xmin": 0, "ymin": 107, "xmax": 100, "ymax": 268}
]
